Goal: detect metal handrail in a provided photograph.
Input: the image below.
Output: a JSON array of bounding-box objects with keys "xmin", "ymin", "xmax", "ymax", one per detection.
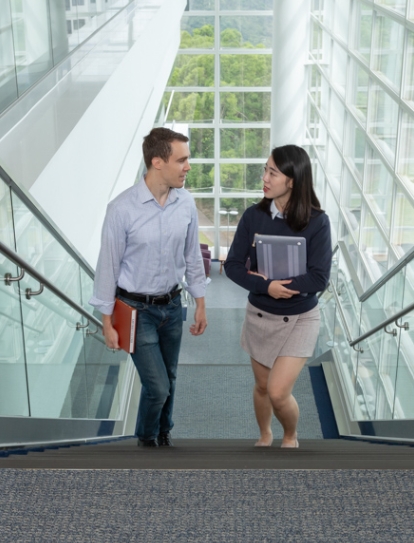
[
  {"xmin": 349, "ymin": 302, "xmax": 413, "ymax": 348},
  {"xmin": 360, "ymin": 245, "xmax": 414, "ymax": 302},
  {"xmin": 326, "ymin": 270, "xmax": 413, "ymax": 349},
  {"xmin": 0, "ymin": 240, "xmax": 102, "ymax": 332},
  {"xmin": 0, "ymin": 165, "xmax": 95, "ymax": 279}
]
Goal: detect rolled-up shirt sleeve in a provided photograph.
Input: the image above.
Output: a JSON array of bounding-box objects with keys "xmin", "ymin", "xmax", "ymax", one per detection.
[
  {"xmin": 88, "ymin": 204, "xmax": 126, "ymax": 315},
  {"xmin": 183, "ymin": 203, "xmax": 206, "ymax": 299}
]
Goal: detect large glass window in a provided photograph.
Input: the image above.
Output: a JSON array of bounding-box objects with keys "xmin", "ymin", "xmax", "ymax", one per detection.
[
  {"xmin": 348, "ymin": 62, "xmax": 369, "ymax": 126},
  {"xmin": 220, "ymin": 16, "xmax": 273, "ymax": 48},
  {"xmin": 326, "ymin": 138, "xmax": 343, "ymax": 199},
  {"xmin": 167, "ymin": 7, "xmax": 271, "ymax": 256},
  {"xmin": 360, "ymin": 206, "xmax": 391, "ymax": 281},
  {"xmin": 0, "ymin": 3, "xmax": 18, "ymax": 112},
  {"xmin": 219, "ymin": 0, "xmax": 273, "ymax": 9},
  {"xmin": 220, "ymin": 164, "xmax": 263, "ymax": 191},
  {"xmin": 364, "ymin": 148, "xmax": 393, "ymax": 232},
  {"xmin": 346, "ymin": 119, "xmax": 366, "ymax": 180},
  {"xmin": 354, "ymin": 2, "xmax": 373, "ymax": 63},
  {"xmin": 220, "ymin": 54, "xmax": 272, "ymax": 86},
  {"xmin": 185, "ymin": 164, "xmax": 215, "ymax": 193},
  {"xmin": 309, "ymin": 0, "xmax": 414, "ymax": 426},
  {"xmin": 309, "ymin": 65, "xmax": 322, "ymax": 108},
  {"xmin": 333, "ymin": 0, "xmax": 349, "ymax": 42},
  {"xmin": 220, "ymin": 128, "xmax": 270, "ymax": 158},
  {"xmin": 329, "ymin": 92, "xmax": 345, "ymax": 146},
  {"xmin": 398, "ymin": 112, "xmax": 414, "ymax": 195},
  {"xmin": 168, "ymin": 55, "xmax": 215, "ymax": 87},
  {"xmin": 368, "ymin": 86, "xmax": 399, "ymax": 164},
  {"xmin": 310, "ymin": 19, "xmax": 323, "ymax": 61},
  {"xmin": 341, "ymin": 168, "xmax": 362, "ymax": 243},
  {"xmin": 220, "ymin": 92, "xmax": 271, "ymax": 122},
  {"xmin": 189, "ymin": 128, "xmax": 215, "ymax": 158},
  {"xmin": 372, "ymin": 15, "xmax": 404, "ymax": 91},
  {"xmin": 180, "ymin": 17, "xmax": 215, "ymax": 48},
  {"xmin": 331, "ymin": 42, "xmax": 348, "ymax": 97},
  {"xmin": 164, "ymin": 92, "xmax": 214, "ymax": 122},
  {"xmin": 403, "ymin": 31, "xmax": 414, "ymax": 106},
  {"xmin": 189, "ymin": 0, "xmax": 214, "ymax": 9},
  {"xmin": 392, "ymin": 188, "xmax": 414, "ymax": 256},
  {"xmin": 376, "ymin": 0, "xmax": 407, "ymax": 16}
]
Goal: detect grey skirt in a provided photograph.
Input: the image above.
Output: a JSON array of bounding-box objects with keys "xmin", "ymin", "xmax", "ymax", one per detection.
[{"xmin": 241, "ymin": 301, "xmax": 320, "ymax": 369}]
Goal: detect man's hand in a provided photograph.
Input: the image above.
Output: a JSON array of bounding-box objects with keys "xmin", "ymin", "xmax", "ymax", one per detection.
[
  {"xmin": 190, "ymin": 297, "xmax": 207, "ymax": 336},
  {"xmin": 268, "ymin": 280, "xmax": 300, "ymax": 300},
  {"xmin": 102, "ymin": 314, "xmax": 120, "ymax": 350}
]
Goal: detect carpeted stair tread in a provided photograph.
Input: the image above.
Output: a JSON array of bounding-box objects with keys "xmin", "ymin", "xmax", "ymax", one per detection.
[{"xmin": 2, "ymin": 438, "xmax": 414, "ymax": 469}]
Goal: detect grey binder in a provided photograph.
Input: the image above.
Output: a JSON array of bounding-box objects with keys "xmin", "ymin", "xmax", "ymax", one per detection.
[{"xmin": 254, "ymin": 234, "xmax": 307, "ymax": 280}]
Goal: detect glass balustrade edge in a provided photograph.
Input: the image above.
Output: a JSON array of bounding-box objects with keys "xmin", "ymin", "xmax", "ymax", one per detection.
[{"xmin": 0, "ymin": 166, "xmax": 95, "ymax": 279}]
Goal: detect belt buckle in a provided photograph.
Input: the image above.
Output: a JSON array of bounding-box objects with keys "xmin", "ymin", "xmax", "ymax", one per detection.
[{"xmin": 151, "ymin": 294, "xmax": 165, "ymax": 305}]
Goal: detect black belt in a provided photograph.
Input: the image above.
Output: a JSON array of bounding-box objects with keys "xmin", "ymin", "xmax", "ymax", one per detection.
[{"xmin": 116, "ymin": 286, "xmax": 181, "ymax": 305}]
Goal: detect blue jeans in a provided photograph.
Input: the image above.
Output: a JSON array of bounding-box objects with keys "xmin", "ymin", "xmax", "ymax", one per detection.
[{"xmin": 118, "ymin": 294, "xmax": 183, "ymax": 441}]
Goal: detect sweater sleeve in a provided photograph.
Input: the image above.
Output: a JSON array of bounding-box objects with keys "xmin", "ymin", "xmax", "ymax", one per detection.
[
  {"xmin": 224, "ymin": 211, "xmax": 272, "ymax": 294},
  {"xmin": 288, "ymin": 213, "xmax": 332, "ymax": 293}
]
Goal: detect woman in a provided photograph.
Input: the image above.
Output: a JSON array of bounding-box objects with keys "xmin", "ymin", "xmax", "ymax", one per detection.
[{"xmin": 224, "ymin": 145, "xmax": 332, "ymax": 448}]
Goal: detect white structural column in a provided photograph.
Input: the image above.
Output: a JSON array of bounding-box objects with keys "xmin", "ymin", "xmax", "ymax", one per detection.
[{"xmin": 271, "ymin": 0, "xmax": 310, "ymax": 147}]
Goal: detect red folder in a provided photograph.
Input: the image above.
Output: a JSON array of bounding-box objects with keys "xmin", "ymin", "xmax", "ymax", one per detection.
[{"xmin": 112, "ymin": 298, "xmax": 137, "ymax": 353}]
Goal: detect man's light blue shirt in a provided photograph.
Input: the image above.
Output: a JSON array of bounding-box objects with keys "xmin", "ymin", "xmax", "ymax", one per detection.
[{"xmin": 89, "ymin": 178, "xmax": 206, "ymax": 315}]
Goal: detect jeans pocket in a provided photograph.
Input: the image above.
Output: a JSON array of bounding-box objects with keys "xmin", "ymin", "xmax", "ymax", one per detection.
[{"xmin": 169, "ymin": 295, "xmax": 182, "ymax": 308}]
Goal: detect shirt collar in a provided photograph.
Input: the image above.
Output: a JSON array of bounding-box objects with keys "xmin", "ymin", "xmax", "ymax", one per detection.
[
  {"xmin": 137, "ymin": 176, "xmax": 180, "ymax": 205},
  {"xmin": 270, "ymin": 199, "xmax": 285, "ymax": 219}
]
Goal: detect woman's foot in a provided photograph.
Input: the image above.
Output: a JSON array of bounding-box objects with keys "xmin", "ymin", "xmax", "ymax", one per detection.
[
  {"xmin": 255, "ymin": 431, "xmax": 273, "ymax": 447},
  {"xmin": 281, "ymin": 434, "xmax": 299, "ymax": 448}
]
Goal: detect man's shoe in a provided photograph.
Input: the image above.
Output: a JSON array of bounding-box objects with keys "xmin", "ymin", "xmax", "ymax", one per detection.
[
  {"xmin": 138, "ymin": 438, "xmax": 158, "ymax": 447},
  {"xmin": 158, "ymin": 432, "xmax": 173, "ymax": 447}
]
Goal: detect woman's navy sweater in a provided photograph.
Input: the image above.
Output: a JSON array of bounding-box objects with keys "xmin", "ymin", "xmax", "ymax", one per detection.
[{"xmin": 224, "ymin": 204, "xmax": 332, "ymax": 316}]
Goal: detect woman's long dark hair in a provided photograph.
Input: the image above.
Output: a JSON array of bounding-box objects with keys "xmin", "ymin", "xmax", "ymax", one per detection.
[{"xmin": 257, "ymin": 145, "xmax": 322, "ymax": 231}]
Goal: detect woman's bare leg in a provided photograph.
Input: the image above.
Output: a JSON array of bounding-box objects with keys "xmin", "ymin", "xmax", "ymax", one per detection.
[
  {"xmin": 267, "ymin": 356, "xmax": 307, "ymax": 447},
  {"xmin": 250, "ymin": 358, "xmax": 273, "ymax": 446}
]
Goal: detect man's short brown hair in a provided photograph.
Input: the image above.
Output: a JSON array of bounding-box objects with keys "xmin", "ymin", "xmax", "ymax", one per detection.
[{"xmin": 142, "ymin": 127, "xmax": 189, "ymax": 169}]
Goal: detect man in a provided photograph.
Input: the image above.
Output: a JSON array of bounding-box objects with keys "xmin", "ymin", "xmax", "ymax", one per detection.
[{"xmin": 89, "ymin": 127, "xmax": 207, "ymax": 447}]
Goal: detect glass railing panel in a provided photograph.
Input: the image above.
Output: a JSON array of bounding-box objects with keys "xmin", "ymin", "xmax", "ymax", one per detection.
[
  {"xmin": 335, "ymin": 251, "xmax": 362, "ymax": 340},
  {"xmin": 1, "ymin": 0, "xmax": 136, "ymax": 116},
  {"xmin": 393, "ymin": 260, "xmax": 414, "ymax": 418},
  {"xmin": 332, "ymin": 301, "xmax": 358, "ymax": 414},
  {"xmin": 79, "ymin": 265, "xmax": 125, "ymax": 420},
  {"xmin": 0, "ymin": 179, "xmax": 14, "ymax": 247},
  {"xmin": 20, "ymin": 269, "xmax": 89, "ymax": 418},
  {"xmin": 354, "ymin": 325, "xmax": 401, "ymax": 421},
  {"xmin": 81, "ymin": 329, "xmax": 126, "ymax": 420},
  {"xmin": 391, "ymin": 348, "xmax": 413, "ymax": 419},
  {"xmin": 0, "ymin": 263, "xmax": 30, "ymax": 417},
  {"xmin": 0, "ymin": 181, "xmax": 30, "ymax": 416},
  {"xmin": 360, "ymin": 268, "xmax": 406, "ymax": 341},
  {"xmin": 313, "ymin": 289, "xmax": 337, "ymax": 359},
  {"xmin": 79, "ymin": 267, "xmax": 94, "ymax": 312},
  {"xmin": 11, "ymin": 191, "xmax": 82, "ymax": 306}
]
